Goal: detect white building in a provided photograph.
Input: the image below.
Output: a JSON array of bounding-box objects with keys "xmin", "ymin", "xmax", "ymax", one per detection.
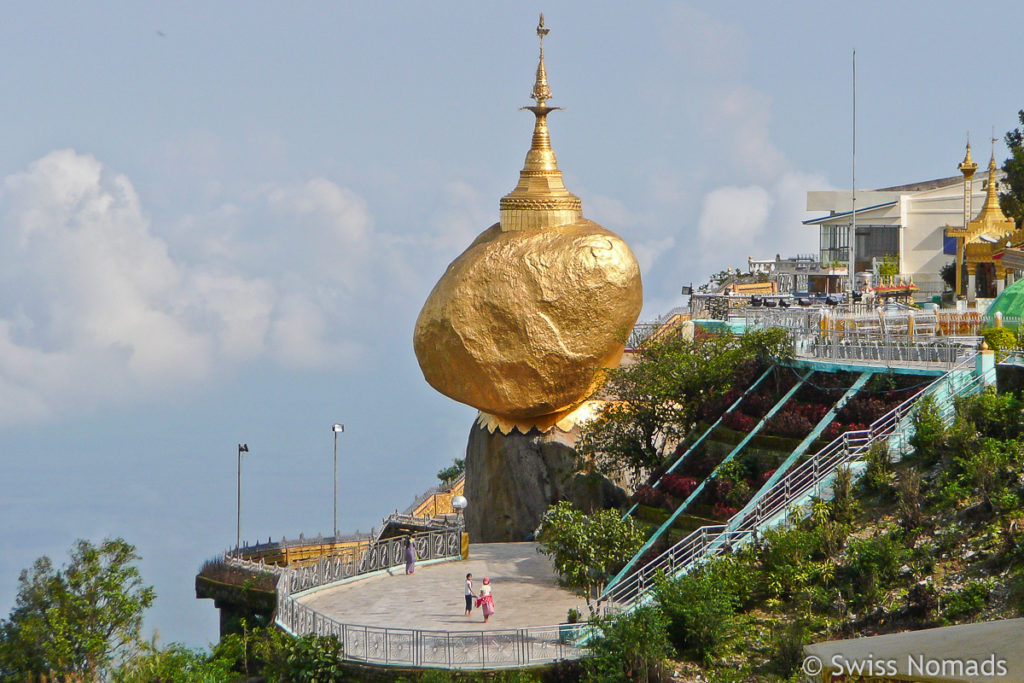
[{"xmin": 804, "ymin": 155, "xmax": 1005, "ymax": 300}]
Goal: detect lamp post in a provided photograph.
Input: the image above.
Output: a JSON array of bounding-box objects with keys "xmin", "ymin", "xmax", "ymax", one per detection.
[
  {"xmin": 332, "ymin": 424, "xmax": 344, "ymax": 539},
  {"xmin": 236, "ymin": 443, "xmax": 248, "ymax": 554},
  {"xmin": 452, "ymin": 495, "xmax": 468, "ymax": 526}
]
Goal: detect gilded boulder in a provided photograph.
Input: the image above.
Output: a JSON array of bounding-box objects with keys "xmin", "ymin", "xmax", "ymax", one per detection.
[{"xmin": 413, "ymin": 219, "xmax": 642, "ymax": 420}]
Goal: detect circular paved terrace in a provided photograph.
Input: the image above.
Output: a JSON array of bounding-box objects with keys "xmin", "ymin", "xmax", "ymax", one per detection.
[{"xmin": 298, "ymin": 542, "xmax": 585, "ymax": 631}]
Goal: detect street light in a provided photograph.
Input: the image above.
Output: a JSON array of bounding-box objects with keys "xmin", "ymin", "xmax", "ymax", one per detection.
[
  {"xmin": 236, "ymin": 443, "xmax": 248, "ymax": 553},
  {"xmin": 332, "ymin": 424, "xmax": 344, "ymax": 539},
  {"xmin": 452, "ymin": 495, "xmax": 468, "ymax": 526}
]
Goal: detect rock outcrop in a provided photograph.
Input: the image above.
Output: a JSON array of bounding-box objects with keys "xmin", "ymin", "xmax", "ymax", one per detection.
[{"xmin": 464, "ymin": 422, "xmax": 626, "ymax": 542}]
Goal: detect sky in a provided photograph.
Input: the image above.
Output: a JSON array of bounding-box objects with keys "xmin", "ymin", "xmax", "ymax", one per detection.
[{"xmin": 1, "ymin": 1, "xmax": 1023, "ymax": 648}]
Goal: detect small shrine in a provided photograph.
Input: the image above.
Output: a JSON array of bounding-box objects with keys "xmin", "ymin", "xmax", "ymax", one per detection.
[{"xmin": 946, "ymin": 141, "xmax": 1022, "ymax": 302}]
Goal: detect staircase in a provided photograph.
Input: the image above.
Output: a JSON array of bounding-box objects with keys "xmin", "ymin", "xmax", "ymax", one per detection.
[{"xmin": 601, "ymin": 353, "xmax": 987, "ymax": 610}]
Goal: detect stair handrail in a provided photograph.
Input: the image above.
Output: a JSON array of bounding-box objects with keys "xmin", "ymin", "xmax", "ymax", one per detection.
[{"xmin": 601, "ymin": 352, "xmax": 980, "ymax": 607}]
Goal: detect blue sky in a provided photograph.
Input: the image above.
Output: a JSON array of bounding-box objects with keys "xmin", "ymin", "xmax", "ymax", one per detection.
[{"xmin": 1, "ymin": 1, "xmax": 1022, "ymax": 648}]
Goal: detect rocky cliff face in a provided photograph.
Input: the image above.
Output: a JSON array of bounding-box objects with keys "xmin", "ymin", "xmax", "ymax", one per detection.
[{"xmin": 464, "ymin": 422, "xmax": 626, "ymax": 542}]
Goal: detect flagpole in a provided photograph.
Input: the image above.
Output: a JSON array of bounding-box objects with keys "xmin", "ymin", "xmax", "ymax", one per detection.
[{"xmin": 849, "ymin": 49, "xmax": 856, "ymax": 297}]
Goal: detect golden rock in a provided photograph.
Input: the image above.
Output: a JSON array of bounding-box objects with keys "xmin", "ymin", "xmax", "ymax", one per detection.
[{"xmin": 413, "ymin": 15, "xmax": 643, "ymax": 425}]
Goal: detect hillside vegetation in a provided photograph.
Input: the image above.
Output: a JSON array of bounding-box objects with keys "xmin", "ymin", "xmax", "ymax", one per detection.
[{"xmin": 604, "ymin": 387, "xmax": 1024, "ymax": 682}]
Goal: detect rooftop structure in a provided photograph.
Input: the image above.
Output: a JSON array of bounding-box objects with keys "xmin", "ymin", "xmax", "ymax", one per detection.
[{"xmin": 804, "ymin": 143, "xmax": 1012, "ymax": 300}]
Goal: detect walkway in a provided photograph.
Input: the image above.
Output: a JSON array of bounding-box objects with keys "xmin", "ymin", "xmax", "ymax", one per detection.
[{"xmin": 298, "ymin": 542, "xmax": 585, "ymax": 631}]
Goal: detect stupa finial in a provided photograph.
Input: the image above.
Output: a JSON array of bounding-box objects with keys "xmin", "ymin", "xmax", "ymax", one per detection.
[
  {"xmin": 531, "ymin": 13, "xmax": 552, "ymax": 107},
  {"xmin": 498, "ymin": 13, "xmax": 581, "ymax": 232}
]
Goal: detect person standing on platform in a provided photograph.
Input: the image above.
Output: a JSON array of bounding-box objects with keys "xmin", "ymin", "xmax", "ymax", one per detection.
[
  {"xmin": 477, "ymin": 577, "xmax": 495, "ymax": 623},
  {"xmin": 464, "ymin": 573, "xmax": 474, "ymax": 616},
  {"xmin": 404, "ymin": 536, "xmax": 416, "ymax": 575}
]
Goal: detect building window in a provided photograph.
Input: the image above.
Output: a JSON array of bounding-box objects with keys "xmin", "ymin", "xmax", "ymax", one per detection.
[
  {"xmin": 819, "ymin": 225, "xmax": 848, "ymax": 265},
  {"xmin": 855, "ymin": 225, "xmax": 898, "ymax": 265}
]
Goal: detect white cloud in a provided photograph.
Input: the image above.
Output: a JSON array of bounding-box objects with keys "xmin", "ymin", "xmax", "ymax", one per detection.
[
  {"xmin": 697, "ymin": 184, "xmax": 774, "ymax": 253},
  {"xmin": 632, "ymin": 236, "xmax": 677, "ymax": 274},
  {"xmin": 426, "ymin": 181, "xmax": 494, "ymax": 254},
  {"xmin": 692, "ymin": 171, "xmax": 829, "ymax": 274},
  {"xmin": 707, "ymin": 85, "xmax": 788, "ymax": 184},
  {"xmin": 0, "ymin": 149, "xmax": 383, "ymax": 427}
]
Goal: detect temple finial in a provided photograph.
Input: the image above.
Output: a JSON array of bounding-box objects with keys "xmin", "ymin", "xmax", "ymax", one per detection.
[
  {"xmin": 499, "ymin": 13, "xmax": 581, "ymax": 232},
  {"xmin": 960, "ymin": 133, "xmax": 976, "ymax": 172},
  {"xmin": 531, "ymin": 13, "xmax": 552, "ymax": 106}
]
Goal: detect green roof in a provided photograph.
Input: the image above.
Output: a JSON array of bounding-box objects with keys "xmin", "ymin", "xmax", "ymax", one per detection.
[{"xmin": 985, "ymin": 277, "xmax": 1024, "ymax": 327}]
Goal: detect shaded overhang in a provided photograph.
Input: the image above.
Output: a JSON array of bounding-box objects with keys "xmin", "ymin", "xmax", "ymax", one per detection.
[{"xmin": 803, "ymin": 200, "xmax": 899, "ymax": 226}]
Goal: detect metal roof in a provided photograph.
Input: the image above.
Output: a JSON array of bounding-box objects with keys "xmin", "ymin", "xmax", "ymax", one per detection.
[{"xmin": 803, "ymin": 200, "xmax": 899, "ymax": 225}]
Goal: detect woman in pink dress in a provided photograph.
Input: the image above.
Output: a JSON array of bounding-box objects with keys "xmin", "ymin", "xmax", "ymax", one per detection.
[{"xmin": 476, "ymin": 577, "xmax": 495, "ymax": 623}]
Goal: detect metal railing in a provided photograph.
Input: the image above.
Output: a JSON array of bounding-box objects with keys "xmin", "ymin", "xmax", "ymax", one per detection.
[
  {"xmin": 601, "ymin": 354, "xmax": 983, "ymax": 608},
  {"xmin": 267, "ymin": 526, "xmax": 587, "ymax": 668},
  {"xmin": 275, "ymin": 611, "xmax": 586, "ymax": 669},
  {"xmin": 795, "ymin": 338, "xmax": 973, "ymax": 368}
]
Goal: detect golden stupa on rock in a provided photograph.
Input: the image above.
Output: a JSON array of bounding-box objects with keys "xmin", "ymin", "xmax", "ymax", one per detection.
[{"xmin": 414, "ymin": 15, "xmax": 643, "ymax": 433}]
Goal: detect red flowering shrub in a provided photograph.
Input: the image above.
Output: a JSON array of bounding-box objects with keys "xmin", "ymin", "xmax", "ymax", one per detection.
[
  {"xmin": 741, "ymin": 392, "xmax": 774, "ymax": 417},
  {"xmin": 661, "ymin": 474, "xmax": 698, "ymax": 498},
  {"xmin": 684, "ymin": 451, "xmax": 719, "ymax": 479},
  {"xmin": 712, "ymin": 502, "xmax": 739, "ymax": 519},
  {"xmin": 632, "ymin": 484, "xmax": 666, "ymax": 507},
  {"xmin": 823, "ymin": 421, "xmax": 869, "ymax": 442},
  {"xmin": 722, "ymin": 411, "xmax": 756, "ymax": 432},
  {"xmin": 758, "ymin": 468, "xmax": 777, "ymax": 485},
  {"xmin": 765, "ymin": 411, "xmax": 814, "ymax": 438},
  {"xmin": 823, "ymin": 422, "xmax": 845, "ymax": 441},
  {"xmin": 838, "ymin": 396, "xmax": 889, "ymax": 425}
]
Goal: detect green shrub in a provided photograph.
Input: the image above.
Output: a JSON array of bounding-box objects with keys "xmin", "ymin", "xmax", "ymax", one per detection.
[
  {"xmin": 769, "ymin": 622, "xmax": 809, "ymax": 677},
  {"xmin": 943, "ymin": 580, "xmax": 991, "ymax": 621},
  {"xmin": 940, "ymin": 436, "xmax": 1020, "ymax": 512},
  {"xmin": 756, "ymin": 526, "xmax": 825, "ymax": 600},
  {"xmin": 585, "ymin": 606, "xmax": 673, "ymax": 682},
  {"xmin": 114, "ymin": 643, "xmax": 236, "ymax": 683},
  {"xmin": 980, "ymin": 327, "xmax": 1019, "ymax": 355},
  {"xmin": 653, "ymin": 562, "xmax": 740, "ymax": 664},
  {"xmin": 863, "ymin": 441, "xmax": 893, "ymax": 494},
  {"xmin": 896, "ymin": 469, "xmax": 924, "ymax": 533},
  {"xmin": 256, "ymin": 631, "xmax": 344, "ymax": 683},
  {"xmin": 957, "ymin": 389, "xmax": 1024, "ymax": 441},
  {"xmin": 839, "ymin": 534, "xmax": 907, "ymax": 612},
  {"xmin": 910, "ymin": 394, "xmax": 946, "ymax": 464},
  {"xmin": 830, "ymin": 465, "xmax": 858, "ymax": 525}
]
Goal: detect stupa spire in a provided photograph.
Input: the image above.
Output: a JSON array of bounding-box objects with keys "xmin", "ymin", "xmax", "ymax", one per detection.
[
  {"xmin": 531, "ymin": 13, "xmax": 552, "ymax": 107},
  {"xmin": 498, "ymin": 14, "xmax": 582, "ymax": 232},
  {"xmin": 958, "ymin": 136, "xmax": 977, "ymax": 175},
  {"xmin": 978, "ymin": 149, "xmax": 1003, "ymax": 220}
]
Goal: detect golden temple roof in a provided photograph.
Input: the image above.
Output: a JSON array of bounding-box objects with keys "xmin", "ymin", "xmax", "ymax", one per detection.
[{"xmin": 498, "ymin": 14, "xmax": 582, "ymax": 232}]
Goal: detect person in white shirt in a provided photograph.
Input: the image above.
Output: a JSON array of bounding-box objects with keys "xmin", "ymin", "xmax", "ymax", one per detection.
[{"xmin": 464, "ymin": 573, "xmax": 474, "ymax": 616}]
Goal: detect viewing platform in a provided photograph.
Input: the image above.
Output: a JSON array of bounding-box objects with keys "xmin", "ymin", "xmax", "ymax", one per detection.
[{"xmin": 299, "ymin": 542, "xmax": 583, "ymax": 632}]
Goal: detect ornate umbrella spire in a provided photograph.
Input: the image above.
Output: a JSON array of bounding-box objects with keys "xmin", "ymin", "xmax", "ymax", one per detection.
[
  {"xmin": 499, "ymin": 14, "xmax": 582, "ymax": 232},
  {"xmin": 531, "ymin": 13, "xmax": 552, "ymax": 106}
]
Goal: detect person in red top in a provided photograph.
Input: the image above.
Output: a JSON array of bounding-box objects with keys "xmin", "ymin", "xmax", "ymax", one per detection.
[{"xmin": 476, "ymin": 577, "xmax": 495, "ymax": 623}]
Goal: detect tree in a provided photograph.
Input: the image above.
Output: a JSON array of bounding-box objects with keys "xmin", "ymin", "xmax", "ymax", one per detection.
[
  {"xmin": 0, "ymin": 538, "xmax": 155, "ymax": 681},
  {"xmin": 113, "ymin": 642, "xmax": 236, "ymax": 683},
  {"xmin": 1002, "ymin": 110, "xmax": 1024, "ymax": 227},
  {"xmin": 435, "ymin": 457, "xmax": 465, "ymax": 486},
  {"xmin": 577, "ymin": 328, "xmax": 789, "ymax": 483},
  {"xmin": 939, "ymin": 261, "xmax": 956, "ymax": 291},
  {"xmin": 535, "ymin": 501, "xmax": 644, "ymax": 613}
]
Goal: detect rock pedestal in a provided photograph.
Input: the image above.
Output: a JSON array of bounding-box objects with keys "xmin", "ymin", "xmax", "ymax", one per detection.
[{"xmin": 464, "ymin": 421, "xmax": 626, "ymax": 542}]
